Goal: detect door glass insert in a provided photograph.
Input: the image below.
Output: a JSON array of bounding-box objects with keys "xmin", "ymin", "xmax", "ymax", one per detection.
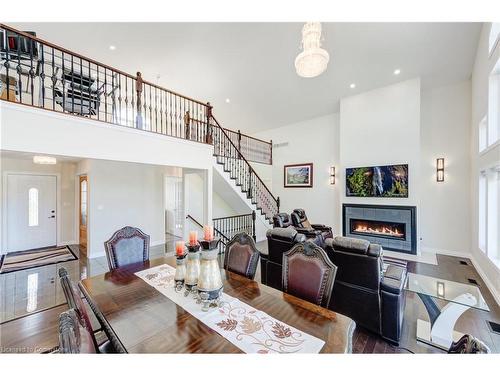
[{"xmin": 28, "ymin": 187, "xmax": 39, "ymax": 227}]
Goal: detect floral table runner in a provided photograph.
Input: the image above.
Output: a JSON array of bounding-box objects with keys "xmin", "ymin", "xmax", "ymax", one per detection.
[{"xmin": 135, "ymin": 264, "xmax": 325, "ymax": 353}]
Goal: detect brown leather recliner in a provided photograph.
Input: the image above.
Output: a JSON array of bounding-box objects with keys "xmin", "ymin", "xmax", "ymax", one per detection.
[
  {"xmin": 259, "ymin": 227, "xmax": 306, "ymax": 290},
  {"xmin": 290, "ymin": 209, "xmax": 333, "ymax": 247},
  {"xmin": 273, "ymin": 212, "xmax": 325, "ymax": 246},
  {"xmin": 324, "ymin": 236, "xmax": 407, "ymax": 344}
]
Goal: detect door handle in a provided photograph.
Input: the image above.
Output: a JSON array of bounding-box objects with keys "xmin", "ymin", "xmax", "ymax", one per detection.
[{"xmin": 49, "ymin": 215, "xmax": 55, "ymax": 218}]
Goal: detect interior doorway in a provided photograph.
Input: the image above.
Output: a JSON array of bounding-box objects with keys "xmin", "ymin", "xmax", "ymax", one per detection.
[
  {"xmin": 79, "ymin": 175, "xmax": 88, "ymax": 254},
  {"xmin": 164, "ymin": 175, "xmax": 184, "ymax": 239},
  {"xmin": 6, "ymin": 174, "xmax": 57, "ymax": 252}
]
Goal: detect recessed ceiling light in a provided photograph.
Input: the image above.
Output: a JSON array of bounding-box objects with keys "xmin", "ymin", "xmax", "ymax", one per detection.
[
  {"xmin": 225, "ymin": 98, "xmax": 230, "ymax": 104},
  {"xmin": 109, "ymin": 45, "xmax": 116, "ymax": 51},
  {"xmin": 394, "ymin": 69, "xmax": 401, "ymax": 75},
  {"xmin": 33, "ymin": 156, "xmax": 56, "ymax": 165},
  {"xmin": 350, "ymin": 83, "xmax": 356, "ymax": 89}
]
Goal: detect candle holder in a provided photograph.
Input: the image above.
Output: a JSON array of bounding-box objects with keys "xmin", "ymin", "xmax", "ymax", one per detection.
[
  {"xmin": 174, "ymin": 252, "xmax": 187, "ymax": 292},
  {"xmin": 184, "ymin": 242, "xmax": 201, "ymax": 297},
  {"xmin": 197, "ymin": 238, "xmax": 223, "ymax": 311}
]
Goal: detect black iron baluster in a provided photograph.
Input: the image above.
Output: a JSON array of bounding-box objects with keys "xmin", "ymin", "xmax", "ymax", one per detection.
[
  {"xmin": 96, "ymin": 64, "xmax": 99, "ymax": 121},
  {"xmin": 104, "ymin": 67, "xmax": 108, "ymax": 122},
  {"xmin": 50, "ymin": 48, "xmax": 55, "ymax": 110},
  {"xmin": 39, "ymin": 43, "xmax": 45, "ymax": 108},
  {"xmin": 28, "ymin": 34, "xmax": 34, "ymax": 106},
  {"xmin": 125, "ymin": 77, "xmax": 129, "ymax": 126},
  {"xmin": 4, "ymin": 28, "xmax": 11, "ymax": 101},
  {"xmin": 16, "ymin": 34, "xmax": 22, "ymax": 103},
  {"xmin": 70, "ymin": 55, "xmax": 75, "ymax": 114}
]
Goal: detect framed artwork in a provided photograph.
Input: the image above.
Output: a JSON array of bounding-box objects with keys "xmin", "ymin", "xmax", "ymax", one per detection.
[{"xmin": 284, "ymin": 163, "xmax": 313, "ymax": 188}]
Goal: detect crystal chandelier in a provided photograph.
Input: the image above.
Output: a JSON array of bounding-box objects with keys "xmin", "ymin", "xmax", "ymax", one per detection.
[{"xmin": 295, "ymin": 22, "xmax": 330, "ymax": 78}]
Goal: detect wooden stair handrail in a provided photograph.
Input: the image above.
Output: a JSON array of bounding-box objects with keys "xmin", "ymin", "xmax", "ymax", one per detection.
[{"xmin": 210, "ymin": 115, "xmax": 278, "ymax": 204}]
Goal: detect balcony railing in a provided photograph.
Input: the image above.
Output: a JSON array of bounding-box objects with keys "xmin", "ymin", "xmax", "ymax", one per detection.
[
  {"xmin": 0, "ymin": 24, "xmax": 212, "ymax": 143},
  {"xmin": 0, "ymin": 24, "xmax": 273, "ymax": 164}
]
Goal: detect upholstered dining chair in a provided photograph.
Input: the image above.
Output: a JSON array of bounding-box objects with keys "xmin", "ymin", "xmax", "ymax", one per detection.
[
  {"xmin": 282, "ymin": 241, "xmax": 337, "ymax": 308},
  {"xmin": 223, "ymin": 232, "xmax": 260, "ymax": 280},
  {"xmin": 58, "ymin": 267, "xmax": 114, "ymax": 351},
  {"xmin": 58, "ymin": 267, "xmax": 97, "ymax": 335},
  {"xmin": 58, "ymin": 309, "xmax": 97, "ymax": 353},
  {"xmin": 104, "ymin": 226, "xmax": 150, "ymax": 270}
]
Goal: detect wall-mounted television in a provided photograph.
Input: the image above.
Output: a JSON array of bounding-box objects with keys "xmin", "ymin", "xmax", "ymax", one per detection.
[{"xmin": 346, "ymin": 164, "xmax": 408, "ymax": 198}]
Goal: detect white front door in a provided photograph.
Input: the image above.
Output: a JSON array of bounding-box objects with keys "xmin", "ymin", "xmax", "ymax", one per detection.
[{"xmin": 6, "ymin": 174, "xmax": 57, "ymax": 252}]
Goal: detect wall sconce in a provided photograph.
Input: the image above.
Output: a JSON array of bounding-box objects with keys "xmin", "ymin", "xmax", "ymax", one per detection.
[
  {"xmin": 329, "ymin": 166, "xmax": 336, "ymax": 185},
  {"xmin": 436, "ymin": 158, "xmax": 445, "ymax": 182}
]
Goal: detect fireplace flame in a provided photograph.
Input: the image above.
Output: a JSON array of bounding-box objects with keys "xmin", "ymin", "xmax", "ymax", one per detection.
[{"xmin": 353, "ymin": 224, "xmax": 405, "ymax": 238}]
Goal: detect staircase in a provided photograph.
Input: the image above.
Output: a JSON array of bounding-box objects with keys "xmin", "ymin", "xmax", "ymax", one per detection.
[{"xmin": 210, "ymin": 116, "xmax": 280, "ymax": 224}]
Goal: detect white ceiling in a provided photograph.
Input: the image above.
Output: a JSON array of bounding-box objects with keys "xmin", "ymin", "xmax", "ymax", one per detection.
[{"xmin": 11, "ymin": 22, "xmax": 482, "ymax": 134}]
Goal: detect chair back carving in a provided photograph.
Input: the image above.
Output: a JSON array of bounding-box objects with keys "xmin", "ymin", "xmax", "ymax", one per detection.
[
  {"xmin": 282, "ymin": 242, "xmax": 337, "ymax": 307},
  {"xmin": 104, "ymin": 226, "xmax": 150, "ymax": 270},
  {"xmin": 58, "ymin": 267, "xmax": 97, "ymax": 348},
  {"xmin": 224, "ymin": 232, "xmax": 260, "ymax": 280},
  {"xmin": 448, "ymin": 334, "xmax": 491, "ymax": 354},
  {"xmin": 58, "ymin": 309, "xmax": 97, "ymax": 354}
]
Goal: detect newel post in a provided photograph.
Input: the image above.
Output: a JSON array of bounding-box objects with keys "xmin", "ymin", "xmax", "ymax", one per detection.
[
  {"xmin": 252, "ymin": 210, "xmax": 256, "ymax": 241},
  {"xmin": 206, "ymin": 102, "xmax": 213, "ymax": 144},
  {"xmin": 237, "ymin": 130, "xmax": 242, "ymax": 158},
  {"xmin": 276, "ymin": 196, "xmax": 280, "ymax": 213},
  {"xmin": 270, "ymin": 139, "xmax": 273, "ymax": 165},
  {"xmin": 135, "ymin": 71, "xmax": 144, "ymax": 129}
]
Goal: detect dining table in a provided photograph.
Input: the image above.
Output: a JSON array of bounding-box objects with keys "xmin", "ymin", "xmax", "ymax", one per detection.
[{"xmin": 79, "ymin": 255, "xmax": 356, "ymax": 353}]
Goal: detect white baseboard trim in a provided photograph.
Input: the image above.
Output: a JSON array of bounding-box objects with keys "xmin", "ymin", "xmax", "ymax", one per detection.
[
  {"xmin": 469, "ymin": 254, "xmax": 500, "ymax": 307},
  {"xmin": 422, "ymin": 246, "xmax": 500, "ymax": 307},
  {"xmin": 151, "ymin": 240, "xmax": 166, "ymax": 247},
  {"xmin": 58, "ymin": 240, "xmax": 77, "ymax": 246}
]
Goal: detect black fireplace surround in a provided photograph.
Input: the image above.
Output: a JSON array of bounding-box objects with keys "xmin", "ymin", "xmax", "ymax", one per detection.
[{"xmin": 343, "ymin": 204, "xmax": 417, "ymax": 254}]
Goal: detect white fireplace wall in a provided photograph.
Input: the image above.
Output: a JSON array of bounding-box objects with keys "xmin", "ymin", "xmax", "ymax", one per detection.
[{"xmin": 339, "ymin": 79, "xmax": 422, "ymax": 250}]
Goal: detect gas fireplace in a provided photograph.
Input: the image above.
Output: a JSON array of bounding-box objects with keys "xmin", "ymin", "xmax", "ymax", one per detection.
[
  {"xmin": 343, "ymin": 204, "xmax": 417, "ymax": 254},
  {"xmin": 350, "ymin": 219, "xmax": 406, "ymax": 241}
]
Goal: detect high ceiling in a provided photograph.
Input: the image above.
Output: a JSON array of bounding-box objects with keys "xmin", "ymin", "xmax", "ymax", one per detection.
[{"xmin": 11, "ymin": 22, "xmax": 482, "ymax": 133}]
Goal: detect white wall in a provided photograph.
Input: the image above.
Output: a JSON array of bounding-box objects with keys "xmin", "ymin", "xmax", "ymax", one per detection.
[
  {"xmin": 0, "ymin": 156, "xmax": 76, "ymax": 253},
  {"xmin": 0, "ymin": 102, "xmax": 214, "ymax": 171},
  {"xmin": 471, "ymin": 23, "xmax": 500, "ymax": 303},
  {"xmin": 82, "ymin": 159, "xmax": 174, "ymax": 258},
  {"xmin": 340, "ymin": 79, "xmax": 421, "ymax": 206},
  {"xmin": 420, "ymin": 81, "xmax": 472, "ymax": 254},
  {"xmin": 253, "ymin": 114, "xmax": 340, "ymax": 231}
]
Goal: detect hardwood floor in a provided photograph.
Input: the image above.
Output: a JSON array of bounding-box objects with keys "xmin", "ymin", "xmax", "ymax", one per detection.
[{"xmin": 1, "ymin": 246, "xmax": 499, "ymax": 354}]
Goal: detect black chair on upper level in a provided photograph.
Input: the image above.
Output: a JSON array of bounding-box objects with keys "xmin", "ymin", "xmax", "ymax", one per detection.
[
  {"xmin": 282, "ymin": 241, "xmax": 337, "ymax": 308},
  {"xmin": 273, "ymin": 212, "xmax": 325, "ymax": 246},
  {"xmin": 104, "ymin": 226, "xmax": 150, "ymax": 270},
  {"xmin": 291, "ymin": 209, "xmax": 333, "ymax": 246},
  {"xmin": 259, "ymin": 227, "xmax": 306, "ymax": 291},
  {"xmin": 324, "ymin": 236, "xmax": 407, "ymax": 344},
  {"xmin": 224, "ymin": 232, "xmax": 260, "ymax": 280}
]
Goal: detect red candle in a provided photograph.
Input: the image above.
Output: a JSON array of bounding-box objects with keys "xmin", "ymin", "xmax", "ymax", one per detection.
[
  {"xmin": 204, "ymin": 225, "xmax": 214, "ymax": 241},
  {"xmin": 189, "ymin": 231, "xmax": 198, "ymax": 245},
  {"xmin": 175, "ymin": 241, "xmax": 185, "ymax": 256}
]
